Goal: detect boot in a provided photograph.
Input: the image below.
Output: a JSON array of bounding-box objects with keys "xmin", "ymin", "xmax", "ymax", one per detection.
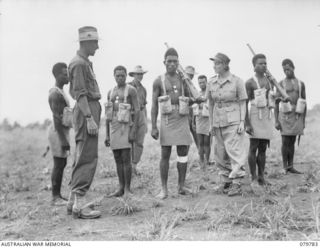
[
  {"xmin": 72, "ymin": 194, "xmax": 101, "ymax": 219},
  {"xmin": 228, "ymin": 183, "xmax": 242, "ymax": 197},
  {"xmin": 67, "ymin": 192, "xmax": 75, "ymax": 215}
]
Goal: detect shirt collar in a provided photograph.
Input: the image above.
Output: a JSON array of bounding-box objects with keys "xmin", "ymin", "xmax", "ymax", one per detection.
[{"xmin": 77, "ymin": 50, "xmax": 90, "ymax": 63}]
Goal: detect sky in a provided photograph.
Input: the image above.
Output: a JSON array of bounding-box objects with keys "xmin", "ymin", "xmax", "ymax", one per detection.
[{"xmin": 0, "ymin": 0, "xmax": 320, "ymax": 125}]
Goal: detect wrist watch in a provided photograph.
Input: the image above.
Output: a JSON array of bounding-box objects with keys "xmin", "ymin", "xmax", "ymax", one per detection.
[{"xmin": 85, "ymin": 114, "xmax": 92, "ymax": 119}]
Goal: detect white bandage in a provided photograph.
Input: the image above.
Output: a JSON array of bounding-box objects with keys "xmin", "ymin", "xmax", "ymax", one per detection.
[{"xmin": 177, "ymin": 156, "xmax": 188, "ymax": 163}]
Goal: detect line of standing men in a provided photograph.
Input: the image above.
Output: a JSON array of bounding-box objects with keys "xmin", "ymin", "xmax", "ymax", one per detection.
[{"xmin": 47, "ymin": 26, "xmax": 307, "ymax": 219}]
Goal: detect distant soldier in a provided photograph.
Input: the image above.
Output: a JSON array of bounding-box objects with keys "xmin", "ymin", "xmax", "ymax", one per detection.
[
  {"xmin": 151, "ymin": 48, "xmax": 193, "ymax": 199},
  {"xmin": 245, "ymin": 54, "xmax": 274, "ymax": 187},
  {"xmin": 128, "ymin": 66, "xmax": 148, "ymax": 176},
  {"xmin": 48, "ymin": 62, "xmax": 71, "ymax": 206},
  {"xmin": 192, "ymin": 75, "xmax": 210, "ymax": 171},
  {"xmin": 105, "ymin": 66, "xmax": 139, "ymax": 197},
  {"xmin": 185, "ymin": 65, "xmax": 199, "ymax": 150},
  {"xmin": 274, "ymin": 59, "xmax": 306, "ymax": 174},
  {"xmin": 67, "ymin": 26, "xmax": 101, "ymax": 219}
]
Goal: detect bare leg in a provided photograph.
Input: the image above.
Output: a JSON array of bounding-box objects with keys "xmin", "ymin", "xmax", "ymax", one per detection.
[
  {"xmin": 122, "ymin": 148, "xmax": 133, "ymax": 196},
  {"xmin": 177, "ymin": 145, "xmax": 192, "ymax": 195},
  {"xmin": 108, "ymin": 149, "xmax": 124, "ymax": 197},
  {"xmin": 197, "ymin": 134, "xmax": 205, "ymax": 169},
  {"xmin": 156, "ymin": 146, "xmax": 172, "ymax": 199}
]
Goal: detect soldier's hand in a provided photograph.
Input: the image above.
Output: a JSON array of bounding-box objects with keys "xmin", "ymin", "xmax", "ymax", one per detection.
[
  {"xmin": 210, "ymin": 127, "xmax": 216, "ymax": 136},
  {"xmin": 245, "ymin": 125, "xmax": 254, "ymax": 136},
  {"xmin": 129, "ymin": 127, "xmax": 137, "ymax": 143},
  {"xmin": 237, "ymin": 121, "xmax": 245, "ymax": 134},
  {"xmin": 275, "ymin": 121, "xmax": 282, "ymax": 131},
  {"xmin": 104, "ymin": 136, "xmax": 110, "ymax": 147},
  {"xmin": 86, "ymin": 116, "xmax": 99, "ymax": 136},
  {"xmin": 62, "ymin": 145, "xmax": 70, "ymax": 151},
  {"xmin": 151, "ymin": 127, "xmax": 159, "ymax": 140}
]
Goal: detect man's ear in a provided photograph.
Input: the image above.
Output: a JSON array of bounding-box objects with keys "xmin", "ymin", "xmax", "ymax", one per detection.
[{"xmin": 163, "ymin": 60, "xmax": 166, "ymax": 66}]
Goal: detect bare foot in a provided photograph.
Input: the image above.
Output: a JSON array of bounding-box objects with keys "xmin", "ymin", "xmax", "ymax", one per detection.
[
  {"xmin": 178, "ymin": 186, "xmax": 192, "ymax": 195},
  {"xmin": 156, "ymin": 190, "xmax": 168, "ymax": 200},
  {"xmin": 107, "ymin": 189, "xmax": 124, "ymax": 198}
]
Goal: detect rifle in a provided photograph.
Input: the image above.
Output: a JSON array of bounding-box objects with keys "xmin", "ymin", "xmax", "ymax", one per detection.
[
  {"xmin": 164, "ymin": 42, "xmax": 200, "ymax": 99},
  {"xmin": 246, "ymin": 43, "xmax": 290, "ymax": 101}
]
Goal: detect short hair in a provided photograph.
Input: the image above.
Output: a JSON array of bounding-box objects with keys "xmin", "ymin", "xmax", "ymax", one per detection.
[
  {"xmin": 198, "ymin": 75, "xmax": 207, "ymax": 81},
  {"xmin": 164, "ymin": 48, "xmax": 179, "ymax": 59},
  {"xmin": 282, "ymin": 58, "xmax": 295, "ymax": 69},
  {"xmin": 113, "ymin": 65, "xmax": 127, "ymax": 75},
  {"xmin": 52, "ymin": 62, "xmax": 67, "ymax": 78},
  {"xmin": 252, "ymin": 54, "xmax": 266, "ymax": 66}
]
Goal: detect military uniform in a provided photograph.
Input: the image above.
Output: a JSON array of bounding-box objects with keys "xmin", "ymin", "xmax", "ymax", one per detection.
[
  {"xmin": 68, "ymin": 50, "xmax": 102, "ymax": 196},
  {"xmin": 207, "ymin": 74, "xmax": 247, "ymax": 182},
  {"xmin": 128, "ymin": 81, "xmax": 147, "ymax": 165}
]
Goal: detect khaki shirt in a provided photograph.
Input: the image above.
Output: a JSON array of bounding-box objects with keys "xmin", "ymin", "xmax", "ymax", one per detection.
[
  {"xmin": 69, "ymin": 50, "xmax": 101, "ymax": 101},
  {"xmin": 207, "ymin": 74, "xmax": 247, "ymax": 127}
]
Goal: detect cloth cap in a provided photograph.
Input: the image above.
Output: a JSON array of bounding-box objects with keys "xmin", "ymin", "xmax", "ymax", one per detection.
[
  {"xmin": 209, "ymin": 53, "xmax": 230, "ymax": 64},
  {"xmin": 185, "ymin": 66, "xmax": 197, "ymax": 75},
  {"xmin": 282, "ymin": 58, "xmax": 295, "ymax": 69},
  {"xmin": 78, "ymin": 26, "xmax": 99, "ymax": 41},
  {"xmin": 128, "ymin": 65, "xmax": 148, "ymax": 77},
  {"xmin": 164, "ymin": 47, "xmax": 179, "ymax": 59}
]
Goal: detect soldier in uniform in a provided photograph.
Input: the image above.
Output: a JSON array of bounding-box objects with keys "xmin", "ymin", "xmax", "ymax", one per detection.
[
  {"xmin": 275, "ymin": 59, "xmax": 306, "ymax": 174},
  {"xmin": 245, "ymin": 54, "xmax": 274, "ymax": 187},
  {"xmin": 192, "ymin": 75, "xmax": 210, "ymax": 171},
  {"xmin": 128, "ymin": 66, "xmax": 148, "ymax": 176},
  {"xmin": 207, "ymin": 53, "xmax": 247, "ymax": 197},
  {"xmin": 48, "ymin": 62, "xmax": 70, "ymax": 206},
  {"xmin": 105, "ymin": 66, "xmax": 139, "ymax": 197},
  {"xmin": 67, "ymin": 26, "xmax": 102, "ymax": 219},
  {"xmin": 151, "ymin": 48, "xmax": 193, "ymax": 199}
]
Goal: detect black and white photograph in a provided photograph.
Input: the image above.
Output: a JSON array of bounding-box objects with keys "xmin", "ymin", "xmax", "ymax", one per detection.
[{"xmin": 0, "ymin": 0, "xmax": 320, "ymax": 245}]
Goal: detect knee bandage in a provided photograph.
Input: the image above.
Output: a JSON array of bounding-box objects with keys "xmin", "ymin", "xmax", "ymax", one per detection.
[{"xmin": 177, "ymin": 156, "xmax": 188, "ymax": 163}]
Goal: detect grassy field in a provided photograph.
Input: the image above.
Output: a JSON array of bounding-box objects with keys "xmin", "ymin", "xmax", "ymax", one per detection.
[{"xmin": 1, "ymin": 112, "xmax": 320, "ymax": 241}]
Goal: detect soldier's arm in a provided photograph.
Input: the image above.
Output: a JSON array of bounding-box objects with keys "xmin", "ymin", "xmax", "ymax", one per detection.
[
  {"xmin": 105, "ymin": 91, "xmax": 111, "ymax": 139},
  {"xmin": 71, "ymin": 64, "xmax": 92, "ymax": 117},
  {"xmin": 245, "ymin": 80, "xmax": 252, "ymax": 128},
  {"xmin": 130, "ymin": 87, "xmax": 139, "ymax": 130},
  {"xmin": 236, "ymin": 78, "xmax": 247, "ymax": 122},
  {"xmin": 49, "ymin": 92, "xmax": 69, "ymax": 148},
  {"xmin": 274, "ymin": 81, "xmax": 282, "ymax": 124},
  {"xmin": 151, "ymin": 78, "xmax": 161, "ymax": 130},
  {"xmin": 206, "ymin": 83, "xmax": 214, "ymax": 130},
  {"xmin": 301, "ymin": 81, "xmax": 307, "ymax": 127}
]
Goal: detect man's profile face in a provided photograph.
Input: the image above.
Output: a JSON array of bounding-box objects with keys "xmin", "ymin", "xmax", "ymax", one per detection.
[
  {"xmin": 58, "ymin": 67, "xmax": 69, "ymax": 85},
  {"xmin": 283, "ymin": 64, "xmax": 294, "ymax": 78},
  {"xmin": 133, "ymin": 73, "xmax": 143, "ymax": 83},
  {"xmin": 198, "ymin": 78, "xmax": 207, "ymax": 91},
  {"xmin": 164, "ymin": 55, "xmax": 179, "ymax": 73},
  {"xmin": 254, "ymin": 58, "xmax": 267, "ymax": 74},
  {"xmin": 85, "ymin": 40, "xmax": 99, "ymax": 56},
  {"xmin": 187, "ymin": 73, "xmax": 194, "ymax": 80},
  {"xmin": 114, "ymin": 70, "xmax": 127, "ymax": 85}
]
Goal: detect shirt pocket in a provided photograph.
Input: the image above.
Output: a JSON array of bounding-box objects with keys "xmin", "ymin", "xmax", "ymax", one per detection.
[
  {"xmin": 225, "ymin": 105, "xmax": 240, "ymax": 124},
  {"xmin": 223, "ymin": 89, "xmax": 237, "ymax": 101}
]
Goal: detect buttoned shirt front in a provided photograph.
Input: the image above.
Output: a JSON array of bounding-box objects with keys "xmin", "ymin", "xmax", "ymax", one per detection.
[
  {"xmin": 69, "ymin": 50, "xmax": 101, "ymax": 101},
  {"xmin": 207, "ymin": 73, "xmax": 247, "ymax": 127},
  {"xmin": 128, "ymin": 80, "xmax": 147, "ymax": 110}
]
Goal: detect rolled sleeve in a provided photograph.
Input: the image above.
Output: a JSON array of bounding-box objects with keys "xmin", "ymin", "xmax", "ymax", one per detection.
[
  {"xmin": 236, "ymin": 78, "xmax": 248, "ymax": 100},
  {"xmin": 70, "ymin": 64, "xmax": 89, "ymax": 101}
]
